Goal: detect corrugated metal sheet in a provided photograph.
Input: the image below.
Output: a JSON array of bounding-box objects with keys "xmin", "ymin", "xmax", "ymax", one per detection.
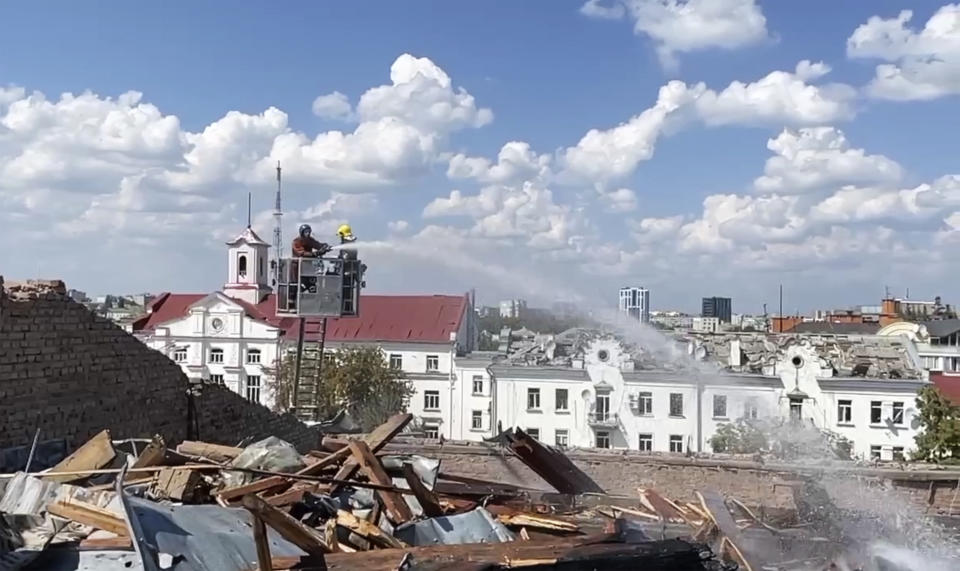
[{"xmin": 393, "ymin": 508, "xmax": 514, "ymax": 546}]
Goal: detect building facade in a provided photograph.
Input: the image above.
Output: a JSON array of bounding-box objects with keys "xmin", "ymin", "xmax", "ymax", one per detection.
[
  {"xmin": 134, "ymin": 224, "xmax": 476, "ymax": 412},
  {"xmin": 701, "ymin": 297, "xmax": 732, "ymax": 323},
  {"xmin": 415, "ymin": 332, "xmax": 927, "ymax": 461},
  {"xmin": 619, "ymin": 287, "xmax": 650, "ymax": 324},
  {"xmin": 499, "ymin": 299, "xmax": 527, "ymax": 319}
]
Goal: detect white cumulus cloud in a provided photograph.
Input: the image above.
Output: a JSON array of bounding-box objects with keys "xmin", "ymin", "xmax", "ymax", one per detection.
[
  {"xmin": 754, "ymin": 127, "xmax": 903, "ymax": 194},
  {"xmin": 311, "ymin": 91, "xmax": 354, "ymax": 120},
  {"xmin": 580, "ymin": 0, "xmax": 769, "ymax": 69},
  {"xmin": 848, "ymin": 5, "xmax": 960, "ymax": 100}
]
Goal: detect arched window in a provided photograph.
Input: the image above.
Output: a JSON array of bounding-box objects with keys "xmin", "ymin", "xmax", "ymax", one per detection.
[
  {"xmin": 238, "ymin": 254, "xmax": 248, "ymax": 278},
  {"xmin": 247, "ymin": 348, "xmax": 261, "ymax": 364},
  {"xmin": 209, "ymin": 348, "xmax": 224, "ymax": 364}
]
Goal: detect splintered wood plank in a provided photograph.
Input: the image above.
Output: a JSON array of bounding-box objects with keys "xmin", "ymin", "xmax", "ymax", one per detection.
[
  {"xmin": 336, "ymin": 509, "xmax": 407, "ymax": 549},
  {"xmin": 242, "ymin": 494, "xmax": 328, "ymax": 556},
  {"xmin": 697, "ymin": 490, "xmax": 760, "ymax": 571},
  {"xmin": 252, "ymin": 512, "xmax": 273, "ymax": 571},
  {"xmin": 126, "ymin": 435, "xmax": 166, "ymax": 482},
  {"xmin": 176, "ymin": 441, "xmax": 243, "ymax": 463},
  {"xmin": 47, "ymin": 430, "xmax": 116, "ymax": 483},
  {"xmin": 327, "ymin": 413, "xmax": 413, "ymax": 494},
  {"xmin": 347, "ymin": 440, "xmax": 413, "ymax": 524},
  {"xmin": 47, "ymin": 500, "xmax": 128, "ymax": 537},
  {"xmin": 401, "ymin": 462, "xmax": 443, "ymax": 517}
]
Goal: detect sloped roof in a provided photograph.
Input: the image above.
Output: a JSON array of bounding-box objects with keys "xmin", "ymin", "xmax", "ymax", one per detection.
[
  {"xmin": 226, "ymin": 226, "xmax": 269, "ymax": 247},
  {"xmin": 921, "ymin": 319, "xmax": 960, "ymax": 339},
  {"xmin": 790, "ymin": 322, "xmax": 881, "ymax": 335},
  {"xmin": 931, "ymin": 373, "xmax": 960, "ymax": 405},
  {"xmin": 134, "ymin": 291, "xmax": 469, "ymax": 344}
]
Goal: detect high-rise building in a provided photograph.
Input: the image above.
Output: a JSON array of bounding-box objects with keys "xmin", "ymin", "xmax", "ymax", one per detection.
[
  {"xmin": 499, "ymin": 299, "xmax": 527, "ymax": 319},
  {"xmin": 702, "ymin": 297, "xmax": 732, "ymax": 323},
  {"xmin": 619, "ymin": 287, "xmax": 650, "ymax": 324}
]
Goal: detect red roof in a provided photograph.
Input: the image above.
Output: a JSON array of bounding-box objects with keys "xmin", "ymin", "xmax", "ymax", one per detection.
[
  {"xmin": 134, "ymin": 291, "xmax": 468, "ymax": 344},
  {"xmin": 931, "ymin": 372, "xmax": 960, "ymax": 405}
]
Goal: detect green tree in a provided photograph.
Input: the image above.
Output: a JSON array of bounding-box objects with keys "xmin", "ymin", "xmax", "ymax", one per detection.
[
  {"xmin": 269, "ymin": 345, "xmax": 413, "ymax": 431},
  {"xmin": 914, "ymin": 385, "xmax": 960, "ymax": 462},
  {"xmin": 709, "ymin": 419, "xmax": 769, "ymax": 454}
]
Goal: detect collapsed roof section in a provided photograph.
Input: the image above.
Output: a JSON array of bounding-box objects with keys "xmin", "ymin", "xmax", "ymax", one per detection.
[{"xmin": 492, "ymin": 326, "xmax": 924, "ymax": 380}]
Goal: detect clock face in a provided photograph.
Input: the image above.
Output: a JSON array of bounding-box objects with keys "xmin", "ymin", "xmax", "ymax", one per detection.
[{"xmin": 210, "ymin": 317, "xmax": 224, "ymax": 332}]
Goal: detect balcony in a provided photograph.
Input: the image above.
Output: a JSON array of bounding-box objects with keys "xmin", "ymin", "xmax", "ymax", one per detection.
[{"xmin": 587, "ymin": 411, "xmax": 619, "ymax": 428}]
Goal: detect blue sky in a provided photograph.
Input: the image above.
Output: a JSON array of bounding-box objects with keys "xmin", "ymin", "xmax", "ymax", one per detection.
[{"xmin": 2, "ymin": 1, "xmax": 960, "ymax": 313}]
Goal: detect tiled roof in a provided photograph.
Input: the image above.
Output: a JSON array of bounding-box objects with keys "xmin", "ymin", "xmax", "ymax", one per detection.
[
  {"xmin": 134, "ymin": 291, "xmax": 468, "ymax": 344},
  {"xmin": 931, "ymin": 372, "xmax": 960, "ymax": 405}
]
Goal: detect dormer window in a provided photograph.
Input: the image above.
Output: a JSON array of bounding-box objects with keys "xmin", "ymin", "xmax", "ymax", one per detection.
[{"xmin": 238, "ymin": 254, "xmax": 248, "ymax": 278}]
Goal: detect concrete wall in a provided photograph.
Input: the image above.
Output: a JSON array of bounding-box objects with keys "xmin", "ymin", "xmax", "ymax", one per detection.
[{"xmin": 0, "ymin": 277, "xmax": 319, "ymax": 452}]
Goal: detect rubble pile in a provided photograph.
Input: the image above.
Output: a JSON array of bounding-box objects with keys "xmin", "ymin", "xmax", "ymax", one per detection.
[
  {"xmin": 0, "ymin": 417, "xmax": 911, "ymax": 570},
  {"xmin": 684, "ymin": 332, "xmax": 922, "ymax": 379},
  {"xmin": 499, "ymin": 327, "xmax": 689, "ymax": 370}
]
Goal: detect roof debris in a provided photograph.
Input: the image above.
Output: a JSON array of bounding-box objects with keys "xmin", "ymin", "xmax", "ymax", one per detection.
[{"xmin": 0, "ymin": 416, "xmax": 952, "ymax": 570}]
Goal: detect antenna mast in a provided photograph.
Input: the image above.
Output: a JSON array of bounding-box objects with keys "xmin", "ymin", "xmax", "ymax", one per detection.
[{"xmin": 273, "ymin": 161, "xmax": 283, "ymax": 283}]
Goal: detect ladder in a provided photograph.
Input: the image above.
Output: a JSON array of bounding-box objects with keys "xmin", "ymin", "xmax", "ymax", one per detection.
[{"xmin": 292, "ymin": 317, "xmax": 327, "ymax": 422}]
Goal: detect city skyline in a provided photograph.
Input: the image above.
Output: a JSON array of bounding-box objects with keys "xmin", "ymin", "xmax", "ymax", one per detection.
[{"xmin": 1, "ymin": 1, "xmax": 959, "ymax": 311}]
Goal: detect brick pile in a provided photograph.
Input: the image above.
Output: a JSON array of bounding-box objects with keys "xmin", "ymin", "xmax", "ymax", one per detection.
[{"xmin": 0, "ymin": 276, "xmax": 318, "ymax": 451}]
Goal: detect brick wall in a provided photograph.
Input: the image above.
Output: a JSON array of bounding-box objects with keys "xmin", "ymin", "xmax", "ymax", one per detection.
[
  {"xmin": 386, "ymin": 440, "xmax": 960, "ymax": 516},
  {"xmin": 0, "ymin": 277, "xmax": 319, "ymax": 452}
]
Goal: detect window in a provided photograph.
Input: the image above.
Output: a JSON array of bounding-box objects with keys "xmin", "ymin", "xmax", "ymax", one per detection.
[
  {"xmin": 892, "ymin": 401, "xmax": 904, "ymax": 425},
  {"xmin": 247, "ymin": 349, "xmax": 261, "ymax": 364},
  {"xmin": 426, "ymin": 355, "xmax": 439, "ymax": 371},
  {"xmin": 238, "ymin": 254, "xmax": 247, "ymax": 278},
  {"xmin": 527, "ymin": 388, "xmax": 541, "ymax": 410},
  {"xmin": 669, "ymin": 393, "xmax": 683, "ymax": 417},
  {"xmin": 527, "ymin": 428, "xmax": 540, "ymax": 441},
  {"xmin": 669, "ymin": 435, "xmax": 684, "ymax": 453},
  {"xmin": 870, "ymin": 445, "xmax": 881, "ymax": 460},
  {"xmin": 638, "ymin": 392, "xmax": 653, "ymax": 415},
  {"xmin": 595, "ymin": 431, "xmax": 610, "ymax": 449},
  {"xmin": 744, "ymin": 400, "xmax": 759, "ymax": 420},
  {"xmin": 712, "ymin": 395, "xmax": 727, "ymax": 418},
  {"xmin": 638, "ymin": 434, "xmax": 652, "ymax": 452},
  {"xmin": 173, "ymin": 347, "xmax": 187, "ymax": 363},
  {"xmin": 555, "ymin": 429, "xmax": 569, "ymax": 447},
  {"xmin": 789, "ymin": 398, "xmax": 803, "ymax": 421},
  {"xmin": 838, "ymin": 400, "xmax": 852, "ymax": 424},
  {"xmin": 209, "ymin": 348, "xmax": 224, "ymax": 364},
  {"xmin": 472, "ymin": 375, "xmax": 484, "ymax": 395},
  {"xmin": 870, "ymin": 401, "xmax": 882, "ymax": 424},
  {"xmin": 471, "ymin": 410, "xmax": 482, "ymax": 430},
  {"xmin": 258, "ymin": 257, "xmax": 264, "ymax": 277},
  {"xmin": 389, "ymin": 354, "xmax": 403, "ymax": 369},
  {"xmin": 424, "ymin": 390, "xmax": 440, "ymax": 411},
  {"xmin": 209, "ymin": 374, "xmax": 224, "ymax": 386},
  {"xmin": 555, "ymin": 388, "xmax": 569, "ymax": 411},
  {"xmin": 893, "ymin": 446, "xmax": 905, "ymax": 461},
  {"xmin": 424, "ymin": 424, "xmax": 439, "ymax": 439},
  {"xmin": 246, "ymin": 375, "xmax": 261, "ymax": 403}
]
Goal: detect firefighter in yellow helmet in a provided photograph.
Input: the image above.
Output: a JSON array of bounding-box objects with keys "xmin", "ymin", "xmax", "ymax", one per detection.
[{"xmin": 336, "ymin": 222, "xmax": 365, "ymax": 286}]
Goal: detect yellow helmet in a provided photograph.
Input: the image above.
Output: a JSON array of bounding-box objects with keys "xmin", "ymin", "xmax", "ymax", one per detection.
[{"xmin": 337, "ymin": 224, "xmax": 355, "ymax": 240}]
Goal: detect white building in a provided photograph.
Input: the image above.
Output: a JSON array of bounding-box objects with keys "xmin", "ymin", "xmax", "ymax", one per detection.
[
  {"xmin": 419, "ymin": 331, "xmax": 928, "ymax": 461},
  {"xmin": 692, "ymin": 317, "xmax": 720, "ymax": 334},
  {"xmin": 499, "ymin": 299, "xmax": 527, "ymax": 319},
  {"xmin": 134, "ymin": 224, "xmax": 476, "ymax": 412},
  {"xmin": 619, "ymin": 287, "xmax": 650, "ymax": 324},
  {"xmin": 879, "ymin": 319, "xmax": 960, "ymax": 374}
]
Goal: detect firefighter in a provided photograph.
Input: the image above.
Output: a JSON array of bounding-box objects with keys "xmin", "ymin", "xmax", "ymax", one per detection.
[
  {"xmin": 337, "ymin": 224, "xmax": 357, "ymax": 259},
  {"xmin": 292, "ymin": 224, "xmax": 330, "ymax": 258}
]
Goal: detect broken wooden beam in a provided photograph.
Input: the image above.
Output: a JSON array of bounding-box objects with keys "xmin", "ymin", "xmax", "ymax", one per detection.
[
  {"xmin": 241, "ymin": 494, "xmax": 328, "ymax": 556},
  {"xmin": 335, "ymin": 509, "xmax": 407, "ymax": 549},
  {"xmin": 696, "ymin": 490, "xmax": 761, "ymax": 571},
  {"xmin": 125, "ymin": 435, "xmax": 166, "ymax": 482},
  {"xmin": 176, "ymin": 440, "xmax": 243, "ymax": 463},
  {"xmin": 401, "ymin": 462, "xmax": 443, "ymax": 517},
  {"xmin": 326, "ymin": 413, "xmax": 413, "ymax": 495},
  {"xmin": 47, "ymin": 500, "xmax": 129, "ymax": 537},
  {"xmin": 153, "ymin": 467, "xmax": 205, "ymax": 502},
  {"xmin": 47, "ymin": 430, "xmax": 116, "ymax": 483},
  {"xmin": 347, "ymin": 440, "xmax": 413, "ymax": 524},
  {"xmin": 502, "ymin": 428, "xmax": 604, "ymax": 495},
  {"xmin": 266, "ymin": 535, "xmax": 709, "ymax": 571}
]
